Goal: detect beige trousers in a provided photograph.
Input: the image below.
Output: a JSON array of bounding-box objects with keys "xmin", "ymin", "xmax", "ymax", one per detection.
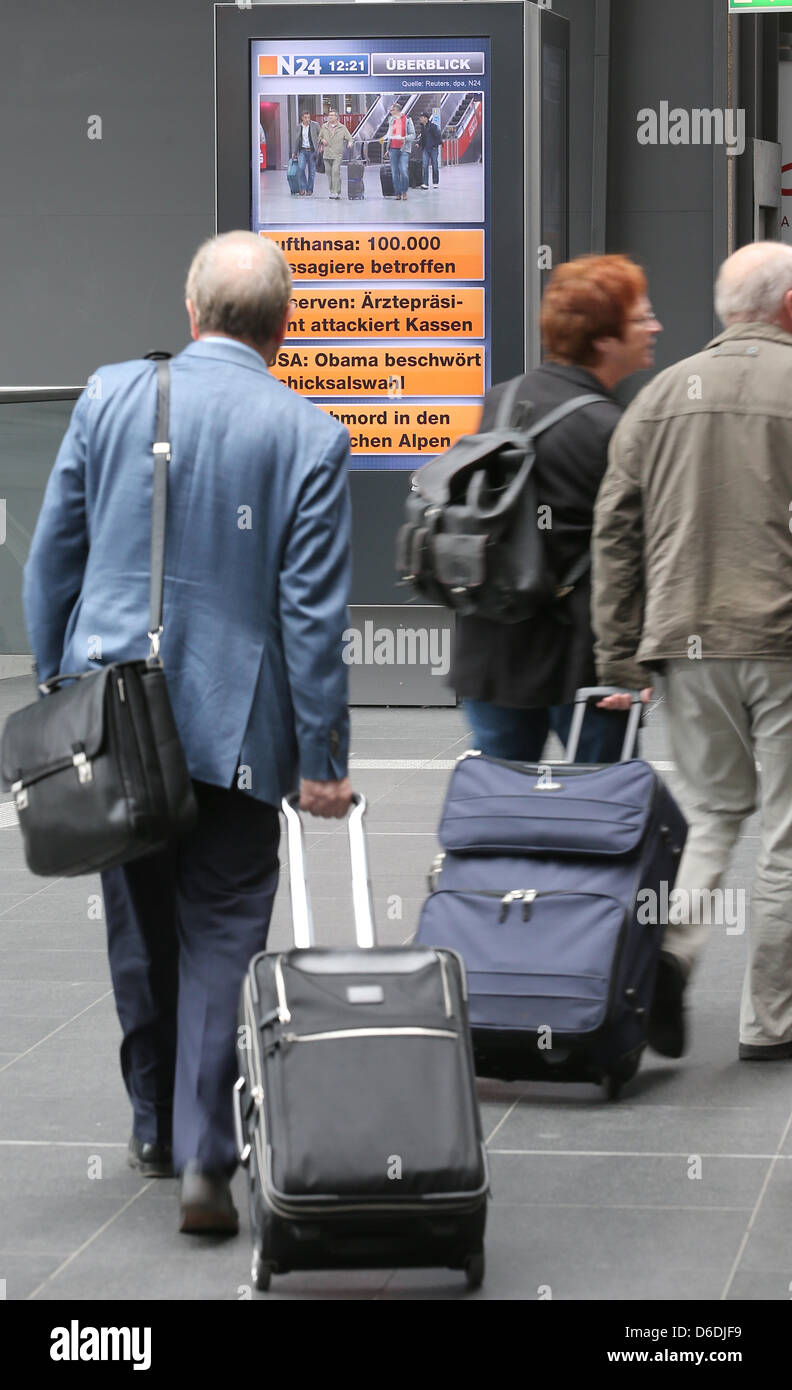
[
  {"xmin": 662, "ymin": 659, "xmax": 792, "ymax": 1046},
  {"xmin": 324, "ymin": 156, "xmax": 342, "ymax": 196}
]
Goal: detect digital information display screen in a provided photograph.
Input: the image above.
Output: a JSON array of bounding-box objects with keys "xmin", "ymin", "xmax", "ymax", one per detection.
[{"xmin": 250, "ymin": 37, "xmax": 490, "ymax": 469}]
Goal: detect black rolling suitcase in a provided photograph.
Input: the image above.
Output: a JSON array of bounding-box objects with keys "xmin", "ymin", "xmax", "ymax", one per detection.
[
  {"xmin": 366, "ymin": 139, "xmax": 382, "ymax": 164},
  {"xmin": 414, "ymin": 689, "xmax": 688, "ymax": 1099},
  {"xmin": 380, "ymin": 163, "xmax": 395, "ymax": 197},
  {"xmin": 347, "ymin": 140, "xmax": 365, "ymax": 199},
  {"xmin": 409, "ymin": 153, "xmax": 423, "ymax": 188},
  {"xmin": 235, "ymin": 792, "xmax": 489, "ymax": 1293}
]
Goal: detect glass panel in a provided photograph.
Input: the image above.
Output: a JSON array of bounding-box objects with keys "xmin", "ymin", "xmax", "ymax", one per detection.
[
  {"xmin": 541, "ymin": 41, "xmax": 567, "ymax": 280},
  {"xmin": 0, "ymin": 399, "xmax": 77, "ymax": 652}
]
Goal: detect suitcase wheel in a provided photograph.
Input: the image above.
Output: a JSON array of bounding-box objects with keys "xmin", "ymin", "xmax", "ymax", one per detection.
[
  {"xmin": 603, "ymin": 1049, "xmax": 642, "ymax": 1101},
  {"xmin": 464, "ymin": 1250, "xmax": 485, "ymax": 1291},
  {"xmin": 604, "ymin": 1074, "xmax": 624, "ymax": 1102},
  {"xmin": 252, "ymin": 1248, "xmax": 273, "ymax": 1292}
]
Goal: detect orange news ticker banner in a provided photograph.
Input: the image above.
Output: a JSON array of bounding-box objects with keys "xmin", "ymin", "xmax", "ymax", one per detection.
[
  {"xmin": 271, "ymin": 345, "xmax": 484, "ymax": 398},
  {"xmin": 262, "ymin": 229, "xmax": 484, "ymax": 281},
  {"xmin": 317, "ymin": 404, "xmax": 482, "ymax": 455},
  {"xmin": 287, "ymin": 287, "xmax": 484, "ymax": 339}
]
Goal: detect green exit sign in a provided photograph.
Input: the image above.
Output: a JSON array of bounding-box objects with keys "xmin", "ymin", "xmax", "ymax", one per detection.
[{"xmin": 730, "ymin": 1, "xmax": 792, "ymax": 11}]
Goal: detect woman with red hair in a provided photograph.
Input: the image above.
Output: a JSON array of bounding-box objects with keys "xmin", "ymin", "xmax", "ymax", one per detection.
[{"xmin": 452, "ymin": 253, "xmax": 661, "ymax": 761}]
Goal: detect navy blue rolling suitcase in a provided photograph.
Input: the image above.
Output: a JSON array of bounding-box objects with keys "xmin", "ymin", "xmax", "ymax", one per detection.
[
  {"xmin": 347, "ymin": 162, "xmax": 365, "ymax": 199},
  {"xmin": 414, "ymin": 689, "xmax": 688, "ymax": 1098},
  {"xmin": 286, "ymin": 157, "xmax": 300, "ymax": 195}
]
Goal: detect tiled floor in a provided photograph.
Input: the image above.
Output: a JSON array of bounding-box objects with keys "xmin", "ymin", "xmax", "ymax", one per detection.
[
  {"xmin": 257, "ymin": 160, "xmax": 484, "ymax": 225},
  {"xmin": 1, "ymin": 675, "xmax": 791, "ymax": 1301}
]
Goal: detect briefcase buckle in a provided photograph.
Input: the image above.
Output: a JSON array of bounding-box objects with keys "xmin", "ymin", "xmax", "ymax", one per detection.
[
  {"xmin": 11, "ymin": 780, "xmax": 28, "ymax": 811},
  {"xmin": 72, "ymin": 751, "xmax": 93, "ymax": 784}
]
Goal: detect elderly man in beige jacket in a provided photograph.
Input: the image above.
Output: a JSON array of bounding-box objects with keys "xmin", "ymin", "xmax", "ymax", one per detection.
[
  {"xmin": 317, "ymin": 109, "xmax": 354, "ymax": 199},
  {"xmin": 592, "ymin": 241, "xmax": 792, "ymax": 1064}
]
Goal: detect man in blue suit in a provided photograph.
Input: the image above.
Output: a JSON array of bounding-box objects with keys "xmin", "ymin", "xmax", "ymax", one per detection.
[{"xmin": 23, "ymin": 231, "xmax": 353, "ymax": 1234}]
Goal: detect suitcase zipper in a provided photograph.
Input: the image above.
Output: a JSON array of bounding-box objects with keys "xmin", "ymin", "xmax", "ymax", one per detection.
[
  {"xmin": 432, "ymin": 887, "xmax": 619, "ymax": 924},
  {"xmin": 281, "ymin": 1026, "xmax": 458, "ymax": 1043},
  {"xmin": 498, "ymin": 889, "xmax": 537, "ymax": 922},
  {"xmin": 276, "ymin": 951, "xmax": 454, "ymax": 1022},
  {"xmin": 114, "ymin": 671, "xmax": 153, "ymax": 814}
]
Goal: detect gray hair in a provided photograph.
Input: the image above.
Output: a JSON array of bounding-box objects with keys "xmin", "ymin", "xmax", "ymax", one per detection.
[
  {"xmin": 185, "ymin": 231, "xmax": 292, "ymax": 346},
  {"xmin": 715, "ymin": 241, "xmax": 792, "ymax": 326}
]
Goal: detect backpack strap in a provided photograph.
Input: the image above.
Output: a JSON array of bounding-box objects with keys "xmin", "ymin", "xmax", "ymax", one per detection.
[
  {"xmin": 494, "ymin": 377, "xmax": 611, "ymax": 436},
  {"xmin": 556, "ymin": 548, "xmax": 592, "ymax": 599},
  {"xmin": 493, "ymin": 375, "xmax": 527, "ymax": 429},
  {"xmin": 527, "ymin": 392, "xmax": 612, "ymax": 438}
]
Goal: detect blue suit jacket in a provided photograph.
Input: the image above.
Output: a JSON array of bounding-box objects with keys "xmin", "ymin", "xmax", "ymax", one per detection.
[{"xmin": 23, "ymin": 338, "xmax": 352, "ymax": 807}]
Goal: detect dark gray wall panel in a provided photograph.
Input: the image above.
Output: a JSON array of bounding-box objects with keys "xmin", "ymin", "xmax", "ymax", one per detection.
[
  {"xmin": 0, "ymin": 0, "xmax": 219, "ymax": 384},
  {"xmin": 607, "ymin": 0, "xmax": 722, "ymax": 396},
  {"xmin": 552, "ymin": 0, "xmax": 597, "ymax": 259}
]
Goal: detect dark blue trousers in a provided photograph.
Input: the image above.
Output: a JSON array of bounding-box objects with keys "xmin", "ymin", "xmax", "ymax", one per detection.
[
  {"xmin": 101, "ymin": 782, "xmax": 280, "ymax": 1175},
  {"xmin": 464, "ymin": 699, "xmax": 632, "ymax": 764}
]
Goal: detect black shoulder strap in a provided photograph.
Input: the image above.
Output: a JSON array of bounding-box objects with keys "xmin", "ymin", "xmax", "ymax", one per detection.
[
  {"xmin": 494, "ymin": 379, "xmax": 613, "ymax": 599},
  {"xmin": 148, "ymin": 361, "xmax": 170, "ymax": 663},
  {"xmin": 494, "ymin": 375, "xmax": 526, "ymax": 429},
  {"xmin": 527, "ymin": 392, "xmax": 612, "ymax": 439}
]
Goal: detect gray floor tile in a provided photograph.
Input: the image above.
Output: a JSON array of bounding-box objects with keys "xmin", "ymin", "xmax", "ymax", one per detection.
[
  {"xmin": 0, "ymin": 919, "xmax": 107, "ymax": 949},
  {"xmin": 0, "ymin": 871, "xmax": 62, "ymax": 896},
  {"xmin": 385, "ymin": 1205, "xmax": 740, "ymax": 1300},
  {"xmin": 750, "ymin": 1159, "xmax": 792, "ymax": 1208},
  {"xmin": 724, "ymin": 1270, "xmax": 792, "ymax": 1300},
  {"xmin": 0, "ymin": 1089, "xmax": 128, "ymax": 1143},
  {"xmin": 0, "ymin": 1037, "xmax": 122, "ymax": 1101},
  {"xmin": 0, "ymin": 1254, "xmax": 68, "ymax": 1301},
  {"xmin": 487, "ymin": 1151, "xmax": 766, "ymax": 1210},
  {"xmin": 492, "ymin": 1092, "xmax": 792, "ymax": 1157},
  {"xmin": 0, "ymin": 1185, "xmax": 144, "ymax": 1256},
  {"xmin": 34, "ymin": 1251, "xmax": 390, "ymax": 1301},
  {"xmin": 727, "ymin": 1190, "xmax": 792, "ymax": 1272},
  {"xmin": 0, "ymin": 980, "xmax": 111, "ymax": 1018},
  {"xmin": 0, "ymin": 1014, "xmax": 104, "ymax": 1054},
  {"xmin": 0, "ymin": 948, "xmax": 111, "ymax": 983},
  {"xmin": 1, "ymin": 890, "xmax": 104, "ymax": 923}
]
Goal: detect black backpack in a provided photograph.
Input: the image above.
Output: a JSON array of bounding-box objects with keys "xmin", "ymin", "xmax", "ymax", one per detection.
[{"xmin": 395, "ymin": 376, "xmax": 610, "ymax": 624}]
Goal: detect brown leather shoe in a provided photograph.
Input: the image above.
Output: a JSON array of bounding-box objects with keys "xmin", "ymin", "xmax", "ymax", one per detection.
[{"xmin": 179, "ymin": 1163, "xmax": 239, "ymax": 1234}]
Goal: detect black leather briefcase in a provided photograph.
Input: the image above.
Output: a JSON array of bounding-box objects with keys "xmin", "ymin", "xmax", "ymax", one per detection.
[{"xmin": 1, "ymin": 361, "xmax": 197, "ymax": 877}]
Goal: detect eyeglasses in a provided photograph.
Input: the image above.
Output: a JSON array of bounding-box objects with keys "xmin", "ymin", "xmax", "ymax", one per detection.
[{"xmin": 627, "ymin": 309, "xmax": 658, "ymax": 324}]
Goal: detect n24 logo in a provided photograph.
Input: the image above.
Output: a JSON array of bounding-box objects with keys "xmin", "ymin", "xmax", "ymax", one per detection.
[{"xmin": 277, "ymin": 57, "xmax": 321, "ymax": 76}]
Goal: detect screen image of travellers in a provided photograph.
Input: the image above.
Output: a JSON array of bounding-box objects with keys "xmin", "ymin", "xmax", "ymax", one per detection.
[{"xmin": 251, "ymin": 36, "xmax": 489, "ymax": 469}]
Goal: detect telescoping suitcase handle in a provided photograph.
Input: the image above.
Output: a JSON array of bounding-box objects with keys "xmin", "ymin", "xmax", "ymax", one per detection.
[
  {"xmin": 565, "ymin": 687, "xmax": 643, "ymax": 764},
  {"xmin": 281, "ymin": 792, "xmax": 376, "ymax": 950}
]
